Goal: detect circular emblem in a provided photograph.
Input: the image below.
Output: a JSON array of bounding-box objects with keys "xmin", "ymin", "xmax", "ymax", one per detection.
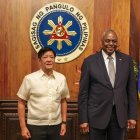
[{"xmin": 30, "ymin": 2, "xmax": 89, "ymax": 63}]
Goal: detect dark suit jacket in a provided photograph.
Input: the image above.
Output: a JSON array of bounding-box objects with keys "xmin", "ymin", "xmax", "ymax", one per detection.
[{"xmin": 78, "ymin": 50, "xmax": 138, "ymax": 129}]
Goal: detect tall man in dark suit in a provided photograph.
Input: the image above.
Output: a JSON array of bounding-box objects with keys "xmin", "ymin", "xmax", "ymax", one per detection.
[{"xmin": 78, "ymin": 29, "xmax": 138, "ymax": 140}]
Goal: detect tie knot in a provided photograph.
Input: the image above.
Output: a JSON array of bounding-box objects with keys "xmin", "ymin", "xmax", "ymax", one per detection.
[{"xmin": 108, "ymin": 56, "xmax": 113, "ymax": 60}]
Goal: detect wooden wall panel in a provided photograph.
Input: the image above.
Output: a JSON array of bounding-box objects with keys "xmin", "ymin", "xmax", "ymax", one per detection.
[
  {"xmin": 129, "ymin": 0, "xmax": 140, "ymax": 139},
  {"xmin": 1, "ymin": 100, "xmax": 139, "ymax": 140},
  {"xmin": 93, "ymin": 0, "xmax": 130, "ymax": 54},
  {"xmin": 0, "ymin": 100, "xmax": 78, "ymax": 140},
  {"xmin": 0, "ymin": 0, "xmax": 131, "ymax": 100},
  {"xmin": 0, "ymin": 0, "xmax": 32, "ymax": 100},
  {"xmin": 111, "ymin": 0, "xmax": 130, "ymax": 54},
  {"xmin": 29, "ymin": 0, "xmax": 94, "ymax": 100},
  {"xmin": 0, "ymin": 1, "xmax": 139, "ymax": 139},
  {"xmin": 0, "ymin": 0, "xmax": 7, "ymax": 99},
  {"xmin": 0, "ymin": 0, "xmax": 94, "ymax": 100},
  {"xmin": 129, "ymin": 0, "xmax": 140, "ymax": 62},
  {"xmin": 93, "ymin": 0, "xmax": 112, "ymax": 51}
]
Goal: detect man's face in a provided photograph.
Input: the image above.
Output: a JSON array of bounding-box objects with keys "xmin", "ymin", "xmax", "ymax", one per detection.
[
  {"xmin": 40, "ymin": 51, "xmax": 55, "ymax": 71},
  {"xmin": 102, "ymin": 31, "xmax": 118, "ymax": 56}
]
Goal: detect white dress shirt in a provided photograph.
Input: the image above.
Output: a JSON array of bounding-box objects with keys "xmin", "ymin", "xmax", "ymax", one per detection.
[{"xmin": 102, "ymin": 50, "xmax": 116, "ymax": 74}]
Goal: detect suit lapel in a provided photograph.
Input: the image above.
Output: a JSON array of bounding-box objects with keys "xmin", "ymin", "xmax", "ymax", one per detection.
[
  {"xmin": 114, "ymin": 51, "xmax": 123, "ymax": 87},
  {"xmin": 96, "ymin": 51, "xmax": 112, "ymax": 88}
]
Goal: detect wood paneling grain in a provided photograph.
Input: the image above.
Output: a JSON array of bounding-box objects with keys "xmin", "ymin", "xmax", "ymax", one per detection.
[
  {"xmin": 0, "ymin": 0, "xmax": 7, "ymax": 99},
  {"xmin": 93, "ymin": 0, "xmax": 112, "ymax": 51},
  {"xmin": 0, "ymin": 100, "xmax": 78, "ymax": 140},
  {"xmin": 0, "ymin": 100, "xmax": 140, "ymax": 140},
  {"xmin": 0, "ymin": 0, "xmax": 131, "ymax": 100},
  {"xmin": 30, "ymin": 0, "xmax": 94, "ymax": 100},
  {"xmin": 130, "ymin": 0, "xmax": 140, "ymax": 62},
  {"xmin": 111, "ymin": 0, "xmax": 130, "ymax": 54},
  {"xmin": 0, "ymin": 0, "xmax": 139, "ymax": 139},
  {"xmin": 129, "ymin": 1, "xmax": 140, "ymax": 138},
  {"xmin": 0, "ymin": 0, "xmax": 32, "ymax": 99}
]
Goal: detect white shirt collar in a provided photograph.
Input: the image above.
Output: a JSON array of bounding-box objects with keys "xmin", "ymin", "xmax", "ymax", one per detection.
[
  {"xmin": 38, "ymin": 69, "xmax": 56, "ymax": 78},
  {"xmin": 102, "ymin": 50, "xmax": 116, "ymax": 61}
]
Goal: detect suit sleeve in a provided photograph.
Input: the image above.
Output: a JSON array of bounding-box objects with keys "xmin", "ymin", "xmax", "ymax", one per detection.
[
  {"xmin": 78, "ymin": 59, "xmax": 90, "ymax": 124},
  {"xmin": 127, "ymin": 57, "xmax": 138, "ymax": 120}
]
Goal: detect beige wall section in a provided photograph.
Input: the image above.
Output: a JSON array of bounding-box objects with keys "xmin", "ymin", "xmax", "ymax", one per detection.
[{"xmin": 0, "ymin": 0, "xmax": 130, "ymax": 100}]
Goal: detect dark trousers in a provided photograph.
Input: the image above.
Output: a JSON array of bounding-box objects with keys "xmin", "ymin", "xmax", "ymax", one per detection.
[
  {"xmin": 89, "ymin": 106, "xmax": 126, "ymax": 140},
  {"xmin": 27, "ymin": 124, "xmax": 61, "ymax": 140}
]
